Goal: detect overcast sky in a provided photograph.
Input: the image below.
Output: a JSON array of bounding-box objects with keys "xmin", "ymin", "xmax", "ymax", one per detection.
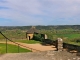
[{"xmin": 0, "ymin": 0, "xmax": 80, "ymax": 26}]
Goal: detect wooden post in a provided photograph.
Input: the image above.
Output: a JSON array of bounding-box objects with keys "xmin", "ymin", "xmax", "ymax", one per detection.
[
  {"xmin": 18, "ymin": 44, "xmax": 20, "ymax": 53},
  {"xmin": 6, "ymin": 39, "xmax": 7, "ymax": 53}
]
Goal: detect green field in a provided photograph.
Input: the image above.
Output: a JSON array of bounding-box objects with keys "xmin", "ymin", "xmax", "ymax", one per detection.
[
  {"xmin": 0, "ymin": 39, "xmax": 41, "ymax": 44},
  {"xmin": 0, "ymin": 43, "xmax": 31, "ymax": 54},
  {"xmin": 0, "ymin": 27, "xmax": 80, "ymax": 46},
  {"xmin": 53, "ymin": 33, "xmax": 80, "ymax": 39},
  {"xmin": 15, "ymin": 40, "xmax": 41, "ymax": 44}
]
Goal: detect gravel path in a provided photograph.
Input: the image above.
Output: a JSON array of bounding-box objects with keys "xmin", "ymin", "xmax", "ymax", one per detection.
[
  {"xmin": 0, "ymin": 51, "xmax": 80, "ymax": 60},
  {"xmin": 0, "ymin": 42, "xmax": 56, "ymax": 52}
]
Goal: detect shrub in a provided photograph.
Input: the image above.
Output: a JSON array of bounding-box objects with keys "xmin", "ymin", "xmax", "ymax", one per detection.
[{"xmin": 33, "ymin": 34, "xmax": 44, "ymax": 41}]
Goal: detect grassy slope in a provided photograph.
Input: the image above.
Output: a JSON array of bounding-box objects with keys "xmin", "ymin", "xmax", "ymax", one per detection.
[
  {"xmin": 54, "ymin": 33, "xmax": 80, "ymax": 39},
  {"xmin": 52, "ymin": 34, "xmax": 80, "ymax": 46},
  {"xmin": 15, "ymin": 40, "xmax": 41, "ymax": 44},
  {"xmin": 0, "ymin": 29, "xmax": 80, "ymax": 46},
  {"xmin": 0, "ymin": 43, "xmax": 31, "ymax": 54}
]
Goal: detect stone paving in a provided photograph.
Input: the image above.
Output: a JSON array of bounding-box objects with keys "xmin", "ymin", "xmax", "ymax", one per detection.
[{"xmin": 0, "ymin": 50, "xmax": 80, "ymax": 60}]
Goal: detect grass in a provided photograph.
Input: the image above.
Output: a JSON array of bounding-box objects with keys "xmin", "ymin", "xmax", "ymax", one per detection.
[
  {"xmin": 53, "ymin": 33, "xmax": 80, "ymax": 46},
  {"xmin": 0, "ymin": 43, "xmax": 31, "ymax": 54},
  {"xmin": 53, "ymin": 33, "xmax": 80, "ymax": 39},
  {"xmin": 65, "ymin": 42, "xmax": 80, "ymax": 46},
  {"xmin": 15, "ymin": 40, "xmax": 41, "ymax": 44},
  {"xmin": 0, "ymin": 39, "xmax": 41, "ymax": 44}
]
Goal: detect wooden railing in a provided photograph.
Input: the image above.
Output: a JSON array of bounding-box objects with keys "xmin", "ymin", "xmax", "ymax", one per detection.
[{"xmin": 0, "ymin": 31, "xmax": 40, "ymax": 53}]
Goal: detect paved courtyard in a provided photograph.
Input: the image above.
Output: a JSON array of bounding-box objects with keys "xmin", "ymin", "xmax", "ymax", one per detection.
[{"xmin": 0, "ymin": 51, "xmax": 80, "ymax": 60}]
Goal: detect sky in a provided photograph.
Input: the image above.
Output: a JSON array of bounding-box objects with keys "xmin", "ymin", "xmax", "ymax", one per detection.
[{"xmin": 0, "ymin": 0, "xmax": 80, "ymax": 26}]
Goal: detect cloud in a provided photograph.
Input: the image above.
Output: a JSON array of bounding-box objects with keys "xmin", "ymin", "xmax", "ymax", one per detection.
[{"xmin": 0, "ymin": 0, "xmax": 80, "ymax": 26}]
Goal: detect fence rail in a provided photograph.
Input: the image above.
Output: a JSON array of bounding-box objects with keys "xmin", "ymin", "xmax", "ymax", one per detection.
[{"xmin": 0, "ymin": 31, "xmax": 40, "ymax": 53}]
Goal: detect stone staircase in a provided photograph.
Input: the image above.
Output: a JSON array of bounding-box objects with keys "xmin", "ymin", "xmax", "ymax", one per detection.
[{"xmin": 0, "ymin": 50, "xmax": 80, "ymax": 60}]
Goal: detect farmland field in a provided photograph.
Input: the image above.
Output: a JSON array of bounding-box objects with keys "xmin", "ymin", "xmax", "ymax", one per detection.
[
  {"xmin": 0, "ymin": 26, "xmax": 80, "ymax": 46},
  {"xmin": 0, "ymin": 43, "xmax": 31, "ymax": 54}
]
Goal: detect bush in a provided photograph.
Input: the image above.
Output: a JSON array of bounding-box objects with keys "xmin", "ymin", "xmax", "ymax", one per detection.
[
  {"xmin": 69, "ymin": 38, "xmax": 80, "ymax": 43},
  {"xmin": 33, "ymin": 34, "xmax": 44, "ymax": 41}
]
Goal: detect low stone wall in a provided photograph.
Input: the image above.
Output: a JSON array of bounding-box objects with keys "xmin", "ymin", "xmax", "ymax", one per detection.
[
  {"xmin": 63, "ymin": 43, "xmax": 80, "ymax": 52},
  {"xmin": 42, "ymin": 39, "xmax": 56, "ymax": 45},
  {"xmin": 43, "ymin": 39, "xmax": 80, "ymax": 52}
]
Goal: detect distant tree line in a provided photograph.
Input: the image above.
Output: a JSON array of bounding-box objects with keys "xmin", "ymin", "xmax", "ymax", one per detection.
[{"xmin": 0, "ymin": 25, "xmax": 80, "ymax": 31}]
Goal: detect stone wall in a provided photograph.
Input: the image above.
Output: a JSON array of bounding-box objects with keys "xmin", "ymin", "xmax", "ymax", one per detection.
[
  {"xmin": 56, "ymin": 38, "xmax": 63, "ymax": 51},
  {"xmin": 42, "ymin": 39, "xmax": 80, "ymax": 52},
  {"xmin": 27, "ymin": 34, "xmax": 33, "ymax": 40},
  {"xmin": 63, "ymin": 43, "xmax": 80, "ymax": 52}
]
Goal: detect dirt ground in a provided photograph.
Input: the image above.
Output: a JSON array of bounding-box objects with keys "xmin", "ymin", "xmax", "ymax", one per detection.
[{"xmin": 0, "ymin": 42, "xmax": 56, "ymax": 52}]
